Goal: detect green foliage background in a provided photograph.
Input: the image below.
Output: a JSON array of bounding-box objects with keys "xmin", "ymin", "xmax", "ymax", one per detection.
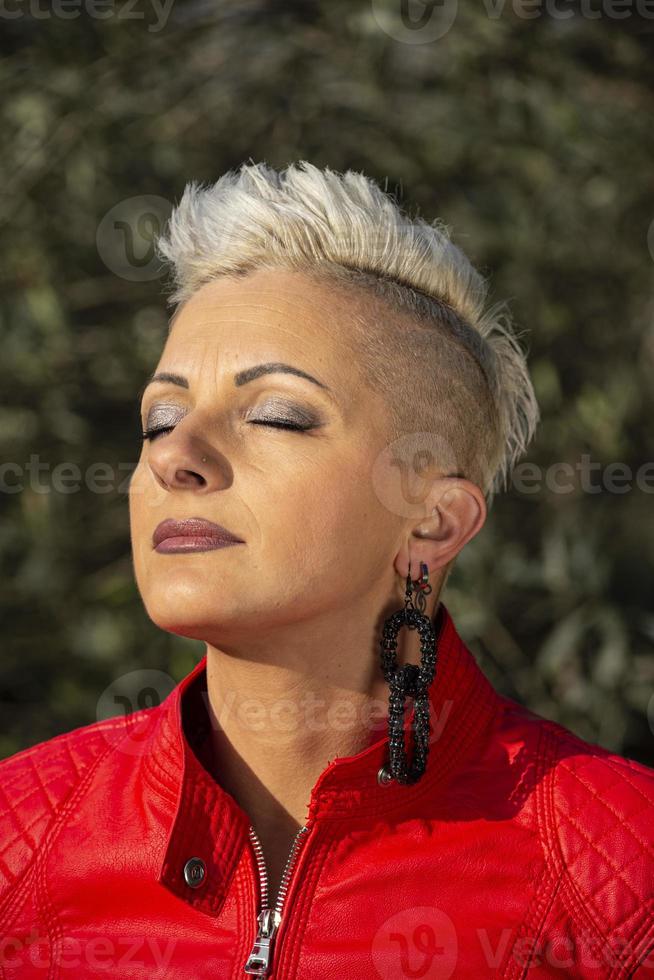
[{"xmin": 1, "ymin": 1, "xmax": 653, "ymax": 766}]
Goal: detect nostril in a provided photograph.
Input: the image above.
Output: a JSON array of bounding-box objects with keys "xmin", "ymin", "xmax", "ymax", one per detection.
[{"xmin": 168, "ymin": 467, "xmax": 206, "ymax": 488}]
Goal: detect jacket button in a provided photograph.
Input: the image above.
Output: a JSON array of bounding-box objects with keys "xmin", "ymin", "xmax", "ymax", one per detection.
[
  {"xmin": 377, "ymin": 764, "xmax": 393, "ymax": 786},
  {"xmin": 183, "ymin": 857, "xmax": 206, "ymax": 888}
]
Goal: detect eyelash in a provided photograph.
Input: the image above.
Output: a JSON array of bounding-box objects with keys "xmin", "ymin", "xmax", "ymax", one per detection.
[{"xmin": 141, "ymin": 419, "xmax": 309, "ymax": 441}]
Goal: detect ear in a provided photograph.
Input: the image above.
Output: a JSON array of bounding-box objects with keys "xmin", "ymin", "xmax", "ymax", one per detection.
[{"xmin": 393, "ymin": 477, "xmax": 487, "ymax": 581}]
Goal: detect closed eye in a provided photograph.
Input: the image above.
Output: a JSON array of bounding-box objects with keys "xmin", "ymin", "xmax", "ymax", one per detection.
[
  {"xmin": 247, "ymin": 418, "xmax": 309, "ymax": 431},
  {"xmin": 141, "ymin": 425, "xmax": 175, "ymax": 441},
  {"xmin": 141, "ymin": 418, "xmax": 310, "ymax": 440}
]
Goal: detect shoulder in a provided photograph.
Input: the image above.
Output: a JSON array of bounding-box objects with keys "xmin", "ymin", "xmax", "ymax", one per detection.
[
  {"xmin": 0, "ymin": 713, "xmax": 144, "ymax": 907},
  {"xmin": 491, "ymin": 697, "xmax": 654, "ymax": 968},
  {"xmin": 534, "ymin": 712, "xmax": 654, "ymax": 965},
  {"xmin": 541, "ymin": 714, "xmax": 654, "ymax": 858},
  {"xmin": 495, "ymin": 693, "xmax": 654, "ymax": 817}
]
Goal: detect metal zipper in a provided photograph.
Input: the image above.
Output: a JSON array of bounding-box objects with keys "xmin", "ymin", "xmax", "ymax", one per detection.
[{"xmin": 243, "ymin": 823, "xmax": 311, "ymax": 977}]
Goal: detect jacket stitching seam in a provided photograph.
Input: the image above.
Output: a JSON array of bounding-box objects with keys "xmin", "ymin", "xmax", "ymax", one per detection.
[
  {"xmin": 545, "ymin": 730, "xmax": 654, "ymax": 978},
  {"xmin": 0, "ymin": 724, "xmax": 140, "ymax": 974},
  {"xmin": 608, "ymin": 909, "xmax": 654, "ymax": 979},
  {"xmin": 37, "ymin": 833, "xmax": 57, "ymax": 980},
  {"xmin": 26, "ymin": 748, "xmax": 67, "ymax": 980},
  {"xmin": 141, "ymin": 746, "xmax": 178, "ymax": 804},
  {"xmin": 0, "ymin": 862, "xmax": 42, "ymax": 975},
  {"xmin": 40, "ymin": 724, "xmax": 142, "ymax": 980},
  {"xmin": 542, "ymin": 726, "xmax": 625, "ymax": 972},
  {"xmin": 0, "ymin": 728, "xmax": 122, "ymax": 924},
  {"xmin": 501, "ymin": 721, "xmax": 564, "ymax": 978},
  {"xmin": 544, "ymin": 728, "xmax": 608, "ymax": 943},
  {"xmin": 0, "ymin": 716, "xmax": 131, "ymax": 781},
  {"xmin": 509, "ymin": 870, "xmax": 567, "ymax": 980},
  {"xmin": 0, "ymin": 737, "xmax": 123, "ymax": 850}
]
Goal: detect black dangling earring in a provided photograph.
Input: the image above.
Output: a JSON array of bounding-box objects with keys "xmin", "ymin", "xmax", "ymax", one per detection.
[{"xmin": 379, "ymin": 560, "xmax": 444, "ymax": 786}]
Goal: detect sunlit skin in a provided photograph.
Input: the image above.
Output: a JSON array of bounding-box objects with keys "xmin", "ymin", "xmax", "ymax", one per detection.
[{"xmin": 129, "ymin": 267, "xmax": 486, "ymax": 897}]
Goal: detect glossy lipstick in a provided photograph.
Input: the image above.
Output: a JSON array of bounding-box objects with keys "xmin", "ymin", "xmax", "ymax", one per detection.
[{"xmin": 152, "ymin": 517, "xmax": 245, "ymax": 554}]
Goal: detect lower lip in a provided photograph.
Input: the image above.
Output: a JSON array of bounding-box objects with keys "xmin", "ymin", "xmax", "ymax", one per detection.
[{"xmin": 154, "ymin": 536, "xmax": 243, "ymax": 554}]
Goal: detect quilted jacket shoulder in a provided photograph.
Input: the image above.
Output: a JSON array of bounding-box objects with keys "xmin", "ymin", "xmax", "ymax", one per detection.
[
  {"xmin": 535, "ymin": 714, "xmax": 654, "ymax": 971},
  {"xmin": 0, "ymin": 711, "xmax": 148, "ymax": 915}
]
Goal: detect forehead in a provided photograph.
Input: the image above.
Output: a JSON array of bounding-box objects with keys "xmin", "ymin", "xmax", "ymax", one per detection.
[
  {"xmin": 153, "ymin": 268, "xmax": 394, "ymax": 437},
  {"xmin": 148, "ymin": 268, "xmax": 397, "ymax": 444},
  {"xmin": 156, "ymin": 269, "xmax": 398, "ymax": 424},
  {"xmin": 165, "ymin": 268, "xmax": 363, "ymax": 361}
]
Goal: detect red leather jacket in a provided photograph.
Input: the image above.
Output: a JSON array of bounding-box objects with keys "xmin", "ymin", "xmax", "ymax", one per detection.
[{"xmin": 1, "ymin": 602, "xmax": 653, "ymax": 979}]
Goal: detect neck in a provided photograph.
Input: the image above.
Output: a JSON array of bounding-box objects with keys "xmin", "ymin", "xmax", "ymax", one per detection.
[{"xmin": 203, "ymin": 591, "xmax": 442, "ymax": 834}]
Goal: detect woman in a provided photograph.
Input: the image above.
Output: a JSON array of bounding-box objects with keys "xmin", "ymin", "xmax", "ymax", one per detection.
[{"xmin": 1, "ymin": 161, "xmax": 653, "ymax": 979}]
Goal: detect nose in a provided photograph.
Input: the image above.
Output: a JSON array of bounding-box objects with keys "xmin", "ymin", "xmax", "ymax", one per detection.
[{"xmin": 147, "ymin": 432, "xmax": 216, "ymax": 492}]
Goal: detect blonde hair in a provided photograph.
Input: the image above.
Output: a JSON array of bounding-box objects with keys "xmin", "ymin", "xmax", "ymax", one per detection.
[{"xmin": 155, "ymin": 161, "xmax": 540, "ymax": 510}]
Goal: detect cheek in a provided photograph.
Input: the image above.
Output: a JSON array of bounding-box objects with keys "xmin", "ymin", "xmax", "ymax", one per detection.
[
  {"xmin": 128, "ymin": 460, "xmax": 173, "ymax": 586},
  {"xmin": 128, "ymin": 463, "xmax": 153, "ymax": 589},
  {"xmin": 252, "ymin": 451, "xmax": 390, "ymax": 573}
]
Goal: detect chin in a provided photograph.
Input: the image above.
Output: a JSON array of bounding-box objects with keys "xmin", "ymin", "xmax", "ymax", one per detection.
[
  {"xmin": 146, "ymin": 606, "xmax": 230, "ymax": 643},
  {"xmin": 143, "ymin": 585, "xmax": 247, "ymax": 635}
]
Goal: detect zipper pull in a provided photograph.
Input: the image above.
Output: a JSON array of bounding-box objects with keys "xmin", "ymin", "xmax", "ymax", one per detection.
[{"xmin": 244, "ymin": 907, "xmax": 281, "ymax": 976}]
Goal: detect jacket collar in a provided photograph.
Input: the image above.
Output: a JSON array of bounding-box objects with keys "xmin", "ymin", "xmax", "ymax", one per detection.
[{"xmin": 140, "ymin": 600, "xmax": 503, "ymax": 915}]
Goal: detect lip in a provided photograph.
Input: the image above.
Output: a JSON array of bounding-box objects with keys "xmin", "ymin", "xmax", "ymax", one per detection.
[{"xmin": 152, "ymin": 517, "xmax": 245, "ymax": 553}]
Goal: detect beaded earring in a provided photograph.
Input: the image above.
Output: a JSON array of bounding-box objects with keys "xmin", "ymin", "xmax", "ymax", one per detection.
[{"xmin": 378, "ymin": 560, "xmax": 444, "ymax": 786}]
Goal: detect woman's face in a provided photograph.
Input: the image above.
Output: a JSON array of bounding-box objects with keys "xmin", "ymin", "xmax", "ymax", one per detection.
[{"xmin": 129, "ymin": 267, "xmax": 414, "ymax": 647}]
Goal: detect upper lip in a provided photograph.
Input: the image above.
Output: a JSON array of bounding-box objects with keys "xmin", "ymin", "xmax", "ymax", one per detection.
[{"xmin": 152, "ymin": 517, "xmax": 244, "ymax": 548}]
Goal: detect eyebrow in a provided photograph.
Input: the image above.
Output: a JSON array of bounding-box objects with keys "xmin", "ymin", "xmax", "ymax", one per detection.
[{"xmin": 138, "ymin": 362, "xmax": 332, "ymax": 402}]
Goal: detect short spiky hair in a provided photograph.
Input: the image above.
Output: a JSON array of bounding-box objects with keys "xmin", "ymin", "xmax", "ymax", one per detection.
[{"xmin": 154, "ymin": 161, "xmax": 540, "ymax": 510}]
